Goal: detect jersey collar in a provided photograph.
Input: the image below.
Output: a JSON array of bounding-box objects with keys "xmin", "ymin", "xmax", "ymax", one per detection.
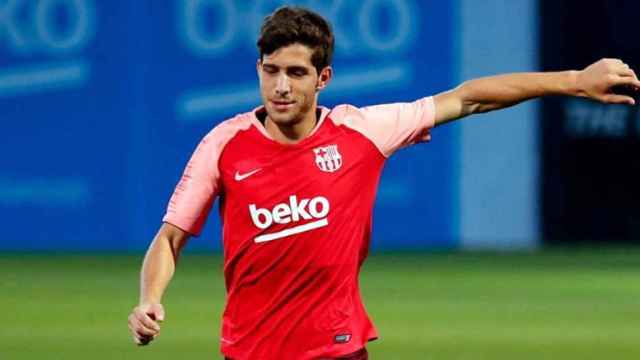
[{"xmin": 249, "ymin": 105, "xmax": 331, "ymax": 143}]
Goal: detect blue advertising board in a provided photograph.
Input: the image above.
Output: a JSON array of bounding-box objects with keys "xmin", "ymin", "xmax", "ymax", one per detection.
[{"xmin": 1, "ymin": 0, "xmax": 455, "ymax": 251}]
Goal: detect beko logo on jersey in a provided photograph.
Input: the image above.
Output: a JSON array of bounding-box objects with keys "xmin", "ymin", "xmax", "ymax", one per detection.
[{"xmin": 249, "ymin": 195, "xmax": 330, "ymax": 243}]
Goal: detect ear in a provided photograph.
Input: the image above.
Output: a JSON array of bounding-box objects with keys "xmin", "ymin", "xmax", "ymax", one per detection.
[
  {"xmin": 256, "ymin": 59, "xmax": 262, "ymax": 81},
  {"xmin": 316, "ymin": 66, "xmax": 333, "ymax": 91}
]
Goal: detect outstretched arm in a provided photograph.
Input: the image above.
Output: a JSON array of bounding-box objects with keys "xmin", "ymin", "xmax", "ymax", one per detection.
[{"xmin": 434, "ymin": 58, "xmax": 640, "ymax": 126}]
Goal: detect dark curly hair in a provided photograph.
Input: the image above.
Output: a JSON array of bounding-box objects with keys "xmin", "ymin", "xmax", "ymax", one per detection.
[{"xmin": 257, "ymin": 6, "xmax": 335, "ymax": 75}]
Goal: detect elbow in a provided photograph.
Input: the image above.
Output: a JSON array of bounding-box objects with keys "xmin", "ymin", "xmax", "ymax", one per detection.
[
  {"xmin": 458, "ymin": 81, "xmax": 501, "ymax": 115},
  {"xmin": 457, "ymin": 82, "xmax": 482, "ymax": 116},
  {"xmin": 156, "ymin": 223, "xmax": 190, "ymax": 264}
]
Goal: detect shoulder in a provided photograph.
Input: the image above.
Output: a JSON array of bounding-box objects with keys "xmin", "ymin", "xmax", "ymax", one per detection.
[
  {"xmin": 200, "ymin": 110, "xmax": 256, "ymax": 149},
  {"xmin": 327, "ymin": 103, "xmax": 362, "ymax": 122}
]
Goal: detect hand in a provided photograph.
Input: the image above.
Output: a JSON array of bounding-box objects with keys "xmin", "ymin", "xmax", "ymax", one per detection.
[
  {"xmin": 576, "ymin": 58, "xmax": 640, "ymax": 105},
  {"xmin": 128, "ymin": 303, "xmax": 165, "ymax": 346}
]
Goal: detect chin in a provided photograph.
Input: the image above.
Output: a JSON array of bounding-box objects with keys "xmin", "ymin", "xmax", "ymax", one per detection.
[{"xmin": 267, "ymin": 108, "xmax": 301, "ymax": 125}]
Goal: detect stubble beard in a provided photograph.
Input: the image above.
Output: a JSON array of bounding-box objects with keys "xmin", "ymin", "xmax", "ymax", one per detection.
[{"xmin": 267, "ymin": 97, "xmax": 314, "ymax": 128}]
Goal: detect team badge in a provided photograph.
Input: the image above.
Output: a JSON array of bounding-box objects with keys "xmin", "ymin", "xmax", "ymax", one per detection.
[{"xmin": 313, "ymin": 144, "xmax": 342, "ymax": 172}]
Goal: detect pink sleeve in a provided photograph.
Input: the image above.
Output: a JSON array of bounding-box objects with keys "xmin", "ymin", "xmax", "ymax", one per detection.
[
  {"xmin": 162, "ymin": 117, "xmax": 249, "ymax": 236},
  {"xmin": 162, "ymin": 131, "xmax": 221, "ymax": 236},
  {"xmin": 332, "ymin": 96, "xmax": 436, "ymax": 157}
]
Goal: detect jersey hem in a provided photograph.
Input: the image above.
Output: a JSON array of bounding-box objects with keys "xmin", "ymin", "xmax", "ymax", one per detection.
[{"xmin": 161, "ymin": 218, "xmax": 199, "ymax": 237}]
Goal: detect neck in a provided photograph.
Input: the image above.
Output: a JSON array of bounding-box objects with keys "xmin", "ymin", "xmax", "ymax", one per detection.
[{"xmin": 265, "ymin": 107, "xmax": 319, "ymax": 144}]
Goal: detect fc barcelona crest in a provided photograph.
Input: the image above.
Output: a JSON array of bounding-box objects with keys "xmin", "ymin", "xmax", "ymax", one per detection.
[{"xmin": 313, "ymin": 144, "xmax": 342, "ymax": 173}]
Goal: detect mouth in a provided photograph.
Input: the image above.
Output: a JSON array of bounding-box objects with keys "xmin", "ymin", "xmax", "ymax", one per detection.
[{"xmin": 270, "ymin": 100, "xmax": 295, "ymax": 111}]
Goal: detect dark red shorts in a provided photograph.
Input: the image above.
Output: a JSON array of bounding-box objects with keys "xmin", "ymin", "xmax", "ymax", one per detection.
[
  {"xmin": 225, "ymin": 347, "xmax": 368, "ymax": 360},
  {"xmin": 334, "ymin": 348, "xmax": 368, "ymax": 359}
]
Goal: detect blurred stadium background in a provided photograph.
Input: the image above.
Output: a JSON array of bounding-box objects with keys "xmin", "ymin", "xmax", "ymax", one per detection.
[{"xmin": 1, "ymin": 0, "xmax": 639, "ymax": 359}]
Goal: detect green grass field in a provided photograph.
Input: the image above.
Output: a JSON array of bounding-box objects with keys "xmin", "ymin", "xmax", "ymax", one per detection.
[{"xmin": 2, "ymin": 248, "xmax": 640, "ymax": 359}]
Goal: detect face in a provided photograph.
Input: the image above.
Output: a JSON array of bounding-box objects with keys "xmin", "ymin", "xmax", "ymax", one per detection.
[{"xmin": 257, "ymin": 43, "xmax": 332, "ymax": 126}]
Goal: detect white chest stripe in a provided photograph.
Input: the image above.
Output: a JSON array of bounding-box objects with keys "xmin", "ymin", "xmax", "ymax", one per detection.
[{"xmin": 254, "ymin": 218, "xmax": 328, "ymax": 243}]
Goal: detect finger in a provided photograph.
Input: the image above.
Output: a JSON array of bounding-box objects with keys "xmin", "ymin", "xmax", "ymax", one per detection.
[
  {"xmin": 615, "ymin": 67, "xmax": 638, "ymax": 79},
  {"xmin": 129, "ymin": 313, "xmax": 154, "ymax": 333},
  {"xmin": 603, "ymin": 94, "xmax": 635, "ymax": 105},
  {"xmin": 129, "ymin": 315, "xmax": 156, "ymax": 346},
  {"xmin": 135, "ymin": 323, "xmax": 159, "ymax": 337},
  {"xmin": 617, "ymin": 76, "xmax": 640, "ymax": 88},
  {"xmin": 132, "ymin": 332, "xmax": 149, "ymax": 345},
  {"xmin": 150, "ymin": 306, "xmax": 165, "ymax": 323},
  {"xmin": 131, "ymin": 325, "xmax": 157, "ymax": 343},
  {"xmin": 130, "ymin": 315, "xmax": 160, "ymax": 337},
  {"xmin": 128, "ymin": 320, "xmax": 157, "ymax": 339},
  {"xmin": 135, "ymin": 311, "xmax": 161, "ymax": 332}
]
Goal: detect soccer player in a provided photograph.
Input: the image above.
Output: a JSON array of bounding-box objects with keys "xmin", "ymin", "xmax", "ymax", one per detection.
[{"xmin": 128, "ymin": 6, "xmax": 640, "ymax": 359}]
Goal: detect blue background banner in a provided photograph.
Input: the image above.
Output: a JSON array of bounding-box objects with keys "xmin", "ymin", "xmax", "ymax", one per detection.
[
  {"xmin": 540, "ymin": 0, "xmax": 640, "ymax": 244},
  {"xmin": 1, "ymin": 0, "xmax": 455, "ymax": 251}
]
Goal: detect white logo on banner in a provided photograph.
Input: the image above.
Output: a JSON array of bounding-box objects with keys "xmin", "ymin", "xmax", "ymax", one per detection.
[
  {"xmin": 176, "ymin": 0, "xmax": 418, "ymax": 120},
  {"xmin": 0, "ymin": 0, "xmax": 96, "ymax": 97}
]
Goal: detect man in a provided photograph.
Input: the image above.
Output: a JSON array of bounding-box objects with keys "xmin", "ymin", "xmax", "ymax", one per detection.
[{"xmin": 128, "ymin": 6, "xmax": 640, "ymax": 360}]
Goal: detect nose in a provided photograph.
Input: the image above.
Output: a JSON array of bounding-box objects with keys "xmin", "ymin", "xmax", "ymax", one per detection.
[{"xmin": 275, "ymin": 74, "xmax": 291, "ymax": 97}]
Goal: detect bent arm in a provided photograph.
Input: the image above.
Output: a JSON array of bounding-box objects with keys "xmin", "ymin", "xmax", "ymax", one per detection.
[
  {"xmin": 434, "ymin": 58, "xmax": 640, "ymax": 126},
  {"xmin": 140, "ymin": 222, "xmax": 190, "ymax": 305}
]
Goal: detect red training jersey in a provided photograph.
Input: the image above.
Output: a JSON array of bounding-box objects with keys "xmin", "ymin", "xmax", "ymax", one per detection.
[{"xmin": 163, "ymin": 97, "xmax": 435, "ymax": 359}]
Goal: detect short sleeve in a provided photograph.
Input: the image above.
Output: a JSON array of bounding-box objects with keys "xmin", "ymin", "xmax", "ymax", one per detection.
[
  {"xmin": 162, "ymin": 131, "xmax": 223, "ymax": 236},
  {"xmin": 331, "ymin": 96, "xmax": 435, "ymax": 157}
]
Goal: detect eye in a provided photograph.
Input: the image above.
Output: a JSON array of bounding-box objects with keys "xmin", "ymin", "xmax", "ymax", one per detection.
[
  {"xmin": 288, "ymin": 68, "xmax": 308, "ymax": 78},
  {"xmin": 263, "ymin": 66, "xmax": 278, "ymax": 74}
]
